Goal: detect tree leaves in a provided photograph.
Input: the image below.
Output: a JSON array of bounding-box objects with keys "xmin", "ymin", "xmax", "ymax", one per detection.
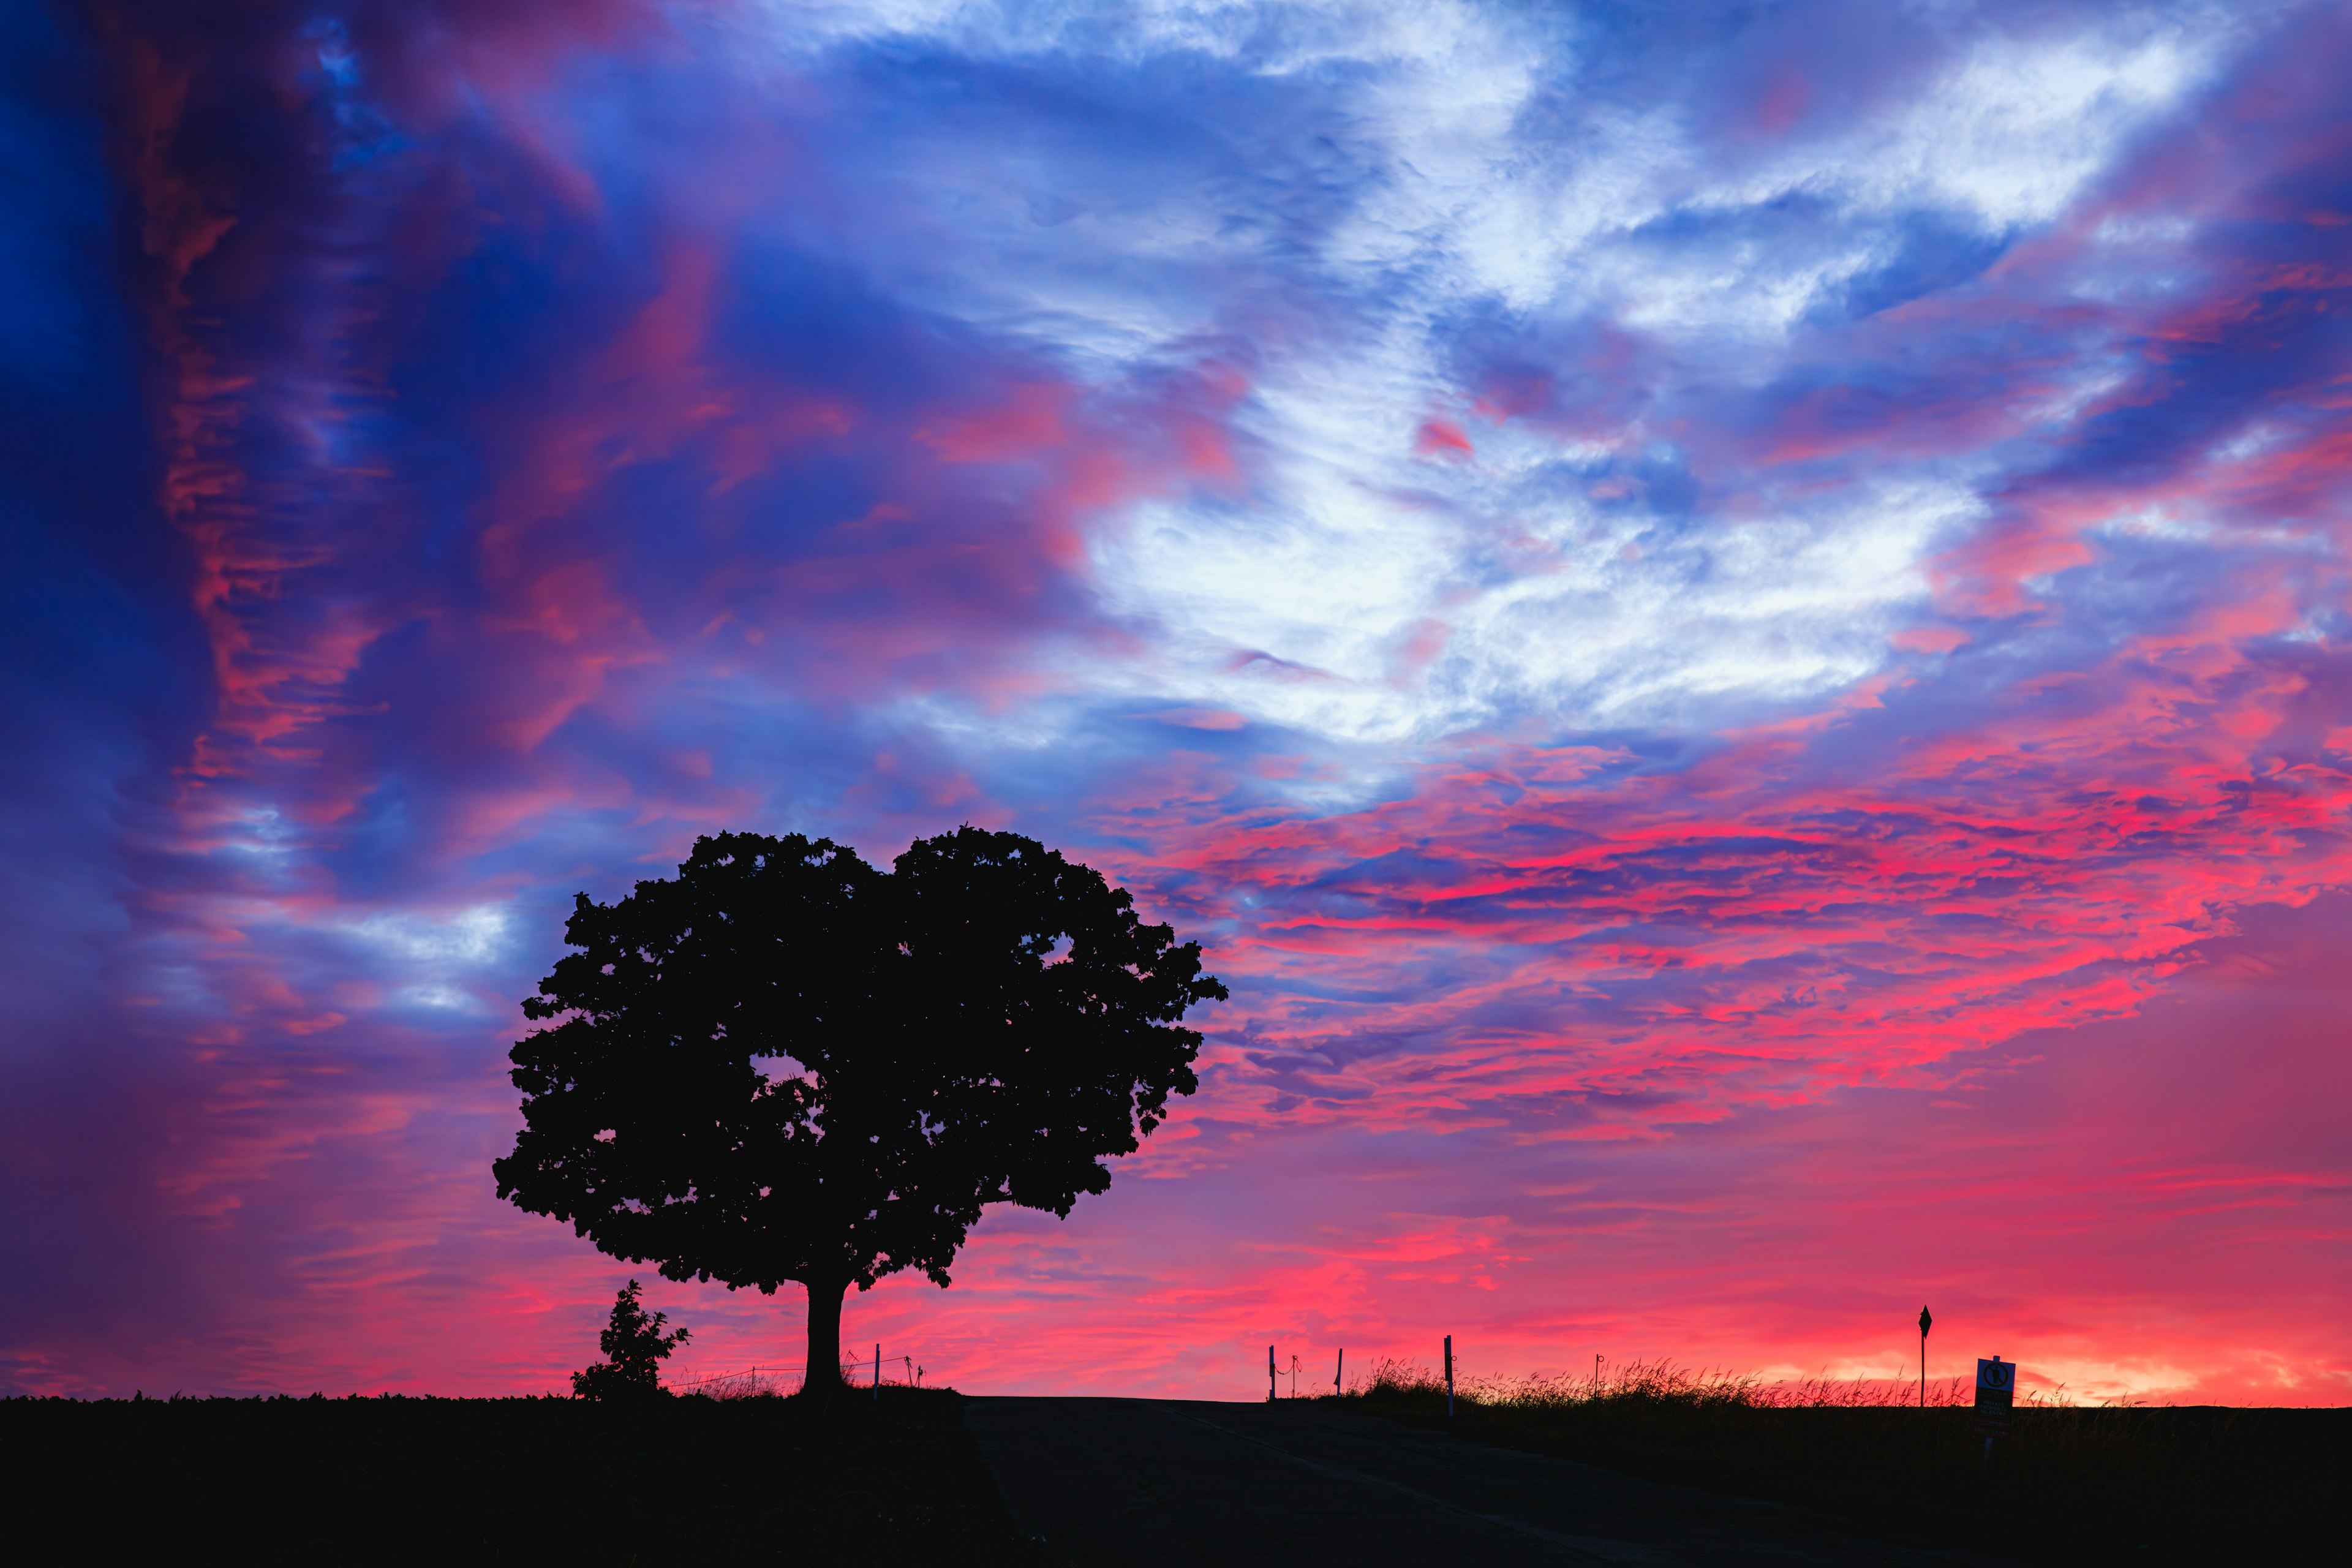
[{"xmin": 492, "ymin": 828, "xmax": 1227, "ymax": 1307}]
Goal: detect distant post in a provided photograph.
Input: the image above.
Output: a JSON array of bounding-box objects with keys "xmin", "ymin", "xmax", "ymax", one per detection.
[
  {"xmin": 1444, "ymin": 1334, "xmax": 1454, "ymax": 1418},
  {"xmin": 1334, "ymin": 1347, "xmax": 1343, "ymax": 1398},
  {"xmin": 1268, "ymin": 1343, "xmax": 1276, "ymax": 1404},
  {"xmin": 873, "ymin": 1342, "xmax": 881, "ymax": 1401},
  {"xmin": 1918, "ymin": 1305, "xmax": 1932, "ymax": 1408}
]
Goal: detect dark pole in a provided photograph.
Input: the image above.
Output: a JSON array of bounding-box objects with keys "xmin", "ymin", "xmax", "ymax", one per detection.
[
  {"xmin": 1917, "ymin": 1306, "xmax": 1932, "ymax": 1409},
  {"xmin": 1335, "ymin": 1346, "xmax": 1343, "ymax": 1398},
  {"xmin": 1444, "ymin": 1334, "xmax": 1454, "ymax": 1419},
  {"xmin": 1268, "ymin": 1344, "xmax": 1276, "ymax": 1404}
]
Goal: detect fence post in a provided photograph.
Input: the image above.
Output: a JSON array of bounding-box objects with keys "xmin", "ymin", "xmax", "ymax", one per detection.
[
  {"xmin": 1334, "ymin": 1347, "xmax": 1343, "ymax": 1398},
  {"xmin": 873, "ymin": 1342, "xmax": 881, "ymax": 1401},
  {"xmin": 1444, "ymin": 1335, "xmax": 1453, "ymax": 1419},
  {"xmin": 1268, "ymin": 1344, "xmax": 1276, "ymax": 1403}
]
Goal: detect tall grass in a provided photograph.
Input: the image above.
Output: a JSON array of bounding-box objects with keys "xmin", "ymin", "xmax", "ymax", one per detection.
[
  {"xmin": 671, "ymin": 1357, "xmax": 928, "ymax": 1400},
  {"xmin": 1348, "ymin": 1354, "xmax": 1986, "ymax": 1409},
  {"xmin": 682, "ymin": 1368, "xmax": 788, "ymax": 1400}
]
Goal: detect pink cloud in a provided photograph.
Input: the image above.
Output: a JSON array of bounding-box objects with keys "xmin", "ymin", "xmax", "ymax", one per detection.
[{"xmin": 15, "ymin": 0, "xmax": 2346, "ymax": 1413}]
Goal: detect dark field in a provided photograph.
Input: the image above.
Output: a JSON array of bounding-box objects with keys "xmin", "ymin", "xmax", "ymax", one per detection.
[
  {"xmin": 12, "ymin": 1384, "xmax": 2343, "ymax": 1566},
  {"xmin": 2, "ymin": 1388, "xmax": 1042, "ymax": 1566},
  {"xmin": 1341, "ymin": 1381, "xmax": 2346, "ymax": 1565}
]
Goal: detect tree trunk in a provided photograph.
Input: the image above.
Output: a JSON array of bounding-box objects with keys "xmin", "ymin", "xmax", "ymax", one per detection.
[{"xmin": 802, "ymin": 1277, "xmax": 848, "ymax": 1399}]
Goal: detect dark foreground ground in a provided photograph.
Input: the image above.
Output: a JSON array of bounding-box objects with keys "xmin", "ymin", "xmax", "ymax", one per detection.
[
  {"xmin": 1337, "ymin": 1389, "xmax": 2350, "ymax": 1566},
  {"xmin": 969, "ymin": 1396, "xmax": 2010, "ymax": 1566},
  {"xmin": 6, "ymin": 1390, "xmax": 2339, "ymax": 1564},
  {"xmin": 1, "ymin": 1387, "xmax": 1041, "ymax": 1564}
]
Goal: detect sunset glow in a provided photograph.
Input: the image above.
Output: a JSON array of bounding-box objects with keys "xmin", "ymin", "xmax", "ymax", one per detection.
[{"xmin": 4, "ymin": 0, "xmax": 2348, "ymax": 1406}]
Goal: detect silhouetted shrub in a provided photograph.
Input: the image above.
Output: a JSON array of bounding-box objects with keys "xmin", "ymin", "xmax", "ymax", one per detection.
[{"xmin": 571, "ymin": 1280, "xmax": 688, "ymax": 1400}]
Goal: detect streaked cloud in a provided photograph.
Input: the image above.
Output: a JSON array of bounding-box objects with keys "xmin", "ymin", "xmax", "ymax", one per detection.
[{"xmin": 2, "ymin": 0, "xmax": 2346, "ymax": 1404}]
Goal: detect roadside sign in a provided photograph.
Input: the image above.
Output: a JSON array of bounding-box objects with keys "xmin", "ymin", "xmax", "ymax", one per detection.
[{"xmin": 1973, "ymin": 1356, "xmax": 2016, "ymax": 1435}]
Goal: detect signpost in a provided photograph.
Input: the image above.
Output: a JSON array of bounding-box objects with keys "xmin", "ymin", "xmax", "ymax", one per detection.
[
  {"xmin": 1974, "ymin": 1356, "xmax": 2016, "ymax": 1460},
  {"xmin": 1918, "ymin": 1306, "xmax": 1932, "ymax": 1408},
  {"xmin": 1268, "ymin": 1344, "xmax": 1276, "ymax": 1403},
  {"xmin": 1443, "ymin": 1335, "xmax": 1455, "ymax": 1419}
]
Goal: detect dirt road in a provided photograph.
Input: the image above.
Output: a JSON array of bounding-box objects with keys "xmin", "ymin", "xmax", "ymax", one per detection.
[{"xmin": 964, "ymin": 1398, "xmax": 2008, "ymax": 1567}]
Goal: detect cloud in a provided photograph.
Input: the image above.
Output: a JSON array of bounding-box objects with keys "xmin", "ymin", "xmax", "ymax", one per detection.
[{"xmin": 3, "ymin": 0, "xmax": 2346, "ymax": 1401}]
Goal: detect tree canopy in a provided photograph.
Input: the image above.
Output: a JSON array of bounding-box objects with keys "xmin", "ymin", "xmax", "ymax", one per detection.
[{"xmin": 493, "ymin": 827, "xmax": 1226, "ymax": 1391}]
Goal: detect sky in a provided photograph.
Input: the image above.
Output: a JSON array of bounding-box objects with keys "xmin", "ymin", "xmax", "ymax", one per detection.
[{"xmin": 4, "ymin": 0, "xmax": 2348, "ymax": 1406}]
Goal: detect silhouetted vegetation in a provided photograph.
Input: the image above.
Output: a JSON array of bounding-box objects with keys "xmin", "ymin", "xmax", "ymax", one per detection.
[
  {"xmin": 5, "ymin": 1387, "xmax": 1043, "ymax": 1564},
  {"xmin": 494, "ymin": 827, "xmax": 1224, "ymax": 1396},
  {"xmin": 571, "ymin": 1280, "xmax": 688, "ymax": 1400},
  {"xmin": 1328, "ymin": 1359, "xmax": 2344, "ymax": 1565}
]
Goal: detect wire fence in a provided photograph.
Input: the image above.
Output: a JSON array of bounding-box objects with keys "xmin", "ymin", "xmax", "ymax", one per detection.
[{"xmin": 666, "ymin": 1352, "xmax": 927, "ymax": 1398}]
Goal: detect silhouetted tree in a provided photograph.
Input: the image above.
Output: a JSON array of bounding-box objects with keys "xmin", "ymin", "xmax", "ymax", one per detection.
[
  {"xmin": 494, "ymin": 827, "xmax": 1226, "ymax": 1397},
  {"xmin": 572, "ymin": 1279, "xmax": 690, "ymax": 1400}
]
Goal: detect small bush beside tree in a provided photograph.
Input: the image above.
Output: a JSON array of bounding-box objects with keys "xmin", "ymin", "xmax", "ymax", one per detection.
[{"xmin": 571, "ymin": 1280, "xmax": 690, "ymax": 1400}]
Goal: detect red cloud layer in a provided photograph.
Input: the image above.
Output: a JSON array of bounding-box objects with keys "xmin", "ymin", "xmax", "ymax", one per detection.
[{"xmin": 9, "ymin": 0, "xmax": 2341, "ymax": 1409}]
